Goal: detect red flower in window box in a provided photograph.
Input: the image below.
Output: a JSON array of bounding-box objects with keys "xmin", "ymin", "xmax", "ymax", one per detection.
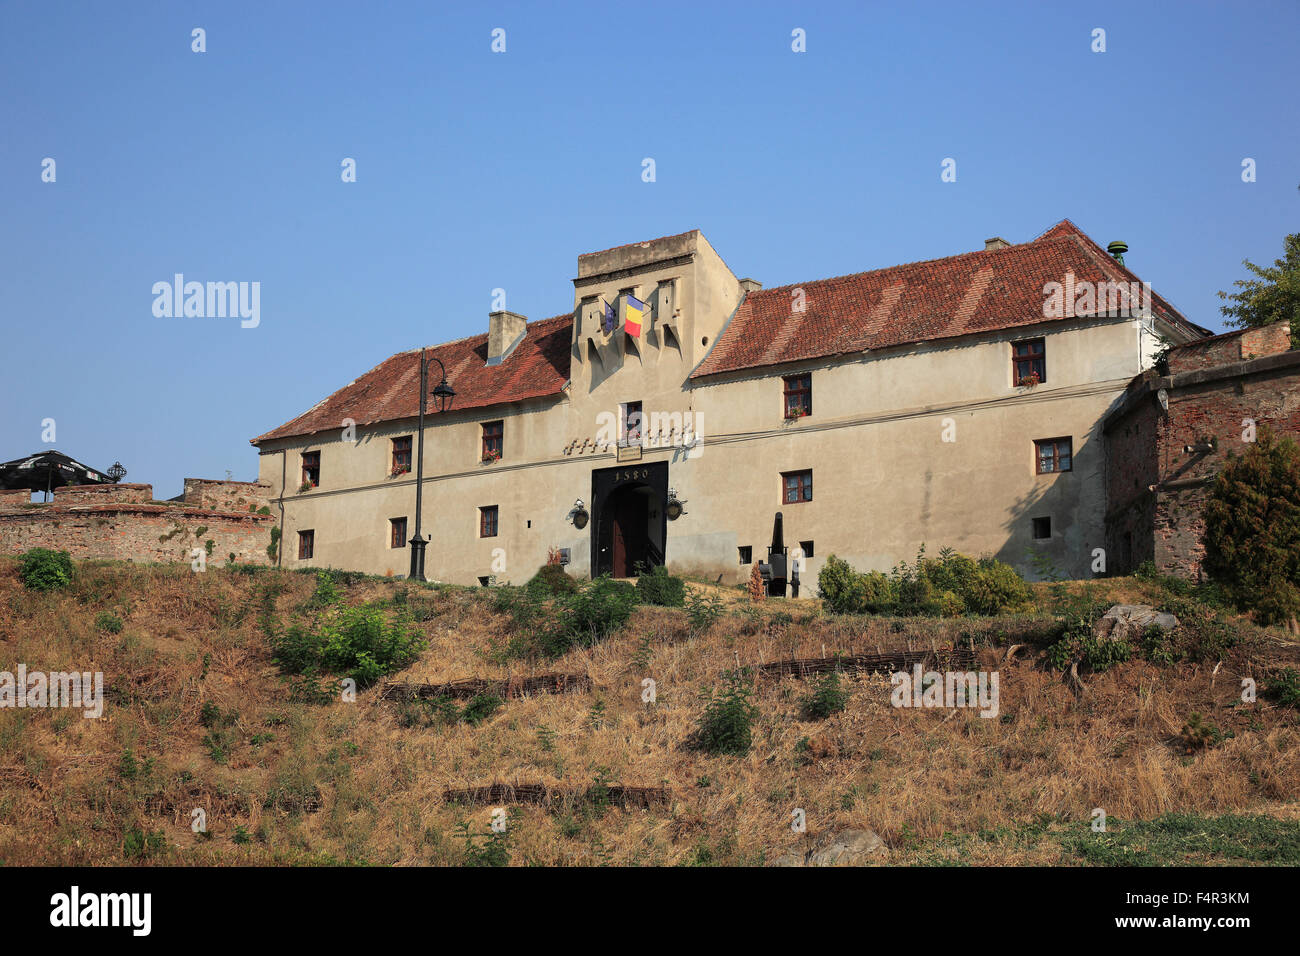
[
  {"xmin": 482, "ymin": 449, "xmax": 501, "ymax": 463},
  {"xmin": 1017, "ymin": 371, "xmax": 1041, "ymax": 388}
]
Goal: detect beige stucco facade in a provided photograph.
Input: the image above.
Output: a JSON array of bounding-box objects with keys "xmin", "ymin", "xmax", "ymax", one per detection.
[{"xmin": 254, "ymin": 230, "xmax": 1200, "ymax": 586}]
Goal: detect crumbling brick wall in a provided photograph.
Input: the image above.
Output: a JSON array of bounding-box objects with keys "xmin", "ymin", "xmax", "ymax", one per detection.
[
  {"xmin": 54, "ymin": 483, "xmax": 153, "ymax": 505},
  {"xmin": 0, "ymin": 481, "xmax": 274, "ymax": 565},
  {"xmin": 182, "ymin": 478, "xmax": 272, "ymax": 513},
  {"xmin": 0, "ymin": 490, "xmax": 30, "ymax": 509},
  {"xmin": 1106, "ymin": 328, "xmax": 1300, "ymax": 580},
  {"xmin": 1167, "ymin": 323, "xmax": 1292, "ymax": 374},
  {"xmin": 0, "ymin": 505, "xmax": 272, "ymax": 565},
  {"xmin": 1103, "ymin": 379, "xmax": 1161, "ymax": 575}
]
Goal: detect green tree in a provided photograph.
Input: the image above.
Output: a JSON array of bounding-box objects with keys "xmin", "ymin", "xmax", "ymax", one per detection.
[
  {"xmin": 1202, "ymin": 429, "xmax": 1300, "ymax": 629},
  {"xmin": 1217, "ymin": 227, "xmax": 1300, "ymax": 350}
]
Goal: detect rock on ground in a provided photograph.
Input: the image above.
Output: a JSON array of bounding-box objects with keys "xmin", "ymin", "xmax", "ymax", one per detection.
[{"xmin": 1093, "ymin": 604, "xmax": 1179, "ymax": 644}]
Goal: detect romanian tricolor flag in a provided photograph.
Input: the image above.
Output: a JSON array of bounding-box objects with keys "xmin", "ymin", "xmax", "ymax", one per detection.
[{"xmin": 622, "ymin": 294, "xmax": 646, "ymax": 338}]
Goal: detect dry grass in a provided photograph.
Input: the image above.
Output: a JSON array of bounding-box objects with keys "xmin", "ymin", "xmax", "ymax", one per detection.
[{"xmin": 0, "ymin": 558, "xmax": 1298, "ymax": 866}]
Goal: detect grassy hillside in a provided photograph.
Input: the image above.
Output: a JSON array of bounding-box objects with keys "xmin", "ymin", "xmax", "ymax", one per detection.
[{"xmin": 2, "ymin": 558, "xmax": 1299, "ymax": 866}]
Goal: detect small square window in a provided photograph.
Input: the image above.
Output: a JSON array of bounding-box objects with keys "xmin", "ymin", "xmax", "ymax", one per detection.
[
  {"xmin": 799, "ymin": 540, "xmax": 814, "ymax": 558},
  {"xmin": 738, "ymin": 545, "xmax": 753, "ymax": 564},
  {"xmin": 1013, "ymin": 338, "xmax": 1046, "ymax": 386},
  {"xmin": 1032, "ymin": 516, "xmax": 1051, "ymax": 540},
  {"xmin": 1034, "ymin": 437, "xmax": 1073, "ymax": 474},
  {"xmin": 390, "ymin": 517, "xmax": 407, "ymax": 549},
  {"xmin": 480, "ymin": 505, "xmax": 499, "ymax": 538},
  {"xmin": 782, "ymin": 469, "xmax": 813, "ymax": 504},
  {"xmin": 301, "ymin": 452, "xmax": 320, "ymax": 488},
  {"xmin": 482, "ymin": 421, "xmax": 503, "ymax": 462},
  {"xmin": 622, "ymin": 401, "xmax": 643, "ymax": 446},
  {"xmin": 391, "ymin": 436, "xmax": 412, "ymax": 475},
  {"xmin": 783, "ymin": 374, "xmax": 812, "ymax": 419},
  {"xmin": 298, "ymin": 529, "xmax": 315, "ymax": 559}
]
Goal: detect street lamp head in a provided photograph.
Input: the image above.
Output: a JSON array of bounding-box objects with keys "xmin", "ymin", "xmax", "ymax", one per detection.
[{"xmin": 432, "ymin": 377, "xmax": 455, "ymax": 413}]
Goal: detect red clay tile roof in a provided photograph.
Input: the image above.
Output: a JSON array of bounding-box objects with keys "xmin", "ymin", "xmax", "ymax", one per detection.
[
  {"xmin": 252, "ymin": 314, "xmax": 573, "ymax": 444},
  {"xmin": 692, "ymin": 219, "xmax": 1202, "ymax": 379}
]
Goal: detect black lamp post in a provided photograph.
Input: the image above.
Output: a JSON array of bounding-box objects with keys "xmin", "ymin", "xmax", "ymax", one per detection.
[{"xmin": 409, "ymin": 348, "xmax": 455, "ymax": 580}]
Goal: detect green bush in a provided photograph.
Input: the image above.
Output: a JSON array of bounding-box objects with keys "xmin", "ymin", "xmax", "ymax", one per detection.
[
  {"xmin": 964, "ymin": 559, "xmax": 1032, "ymax": 615},
  {"xmin": 818, "ymin": 555, "xmax": 872, "ymax": 614},
  {"xmin": 818, "ymin": 548, "xmax": 1028, "ymax": 617},
  {"xmin": 541, "ymin": 576, "xmax": 640, "ymax": 656},
  {"xmin": 122, "ymin": 827, "xmax": 166, "ymax": 860},
  {"xmin": 684, "ymin": 590, "xmax": 724, "ymax": 633},
  {"xmin": 18, "ymin": 548, "xmax": 73, "ymax": 591},
  {"xmin": 525, "ymin": 563, "xmax": 579, "ymax": 599},
  {"xmin": 696, "ymin": 668, "xmax": 759, "ymax": 756},
  {"xmin": 800, "ymin": 670, "xmax": 849, "ymax": 720},
  {"xmin": 1264, "ymin": 668, "xmax": 1300, "ymax": 709},
  {"xmin": 460, "ymin": 693, "xmax": 504, "ymax": 726},
  {"xmin": 635, "ymin": 565, "xmax": 686, "ymax": 607},
  {"xmin": 1046, "ymin": 604, "xmax": 1131, "ymax": 673},
  {"xmin": 94, "ymin": 611, "xmax": 124, "ymax": 634},
  {"xmin": 1202, "ymin": 428, "xmax": 1300, "ymax": 625},
  {"xmin": 308, "ymin": 570, "xmax": 342, "ymax": 607},
  {"xmin": 269, "ymin": 601, "xmax": 425, "ymax": 688}
]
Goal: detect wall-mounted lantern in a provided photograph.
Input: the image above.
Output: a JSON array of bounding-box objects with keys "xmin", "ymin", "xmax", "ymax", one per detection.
[
  {"xmin": 568, "ymin": 498, "xmax": 589, "ymax": 530},
  {"xmin": 665, "ymin": 487, "xmax": 687, "ymax": 521}
]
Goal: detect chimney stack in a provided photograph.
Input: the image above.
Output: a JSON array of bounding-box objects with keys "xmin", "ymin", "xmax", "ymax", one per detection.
[
  {"xmin": 984, "ymin": 237, "xmax": 1010, "ymax": 251},
  {"xmin": 739, "ymin": 278, "xmax": 763, "ymax": 294},
  {"xmin": 487, "ymin": 311, "xmax": 527, "ymax": 365}
]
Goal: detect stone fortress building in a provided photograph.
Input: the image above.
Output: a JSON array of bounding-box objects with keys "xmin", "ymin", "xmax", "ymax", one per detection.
[{"xmin": 249, "ymin": 220, "xmax": 1242, "ymax": 587}]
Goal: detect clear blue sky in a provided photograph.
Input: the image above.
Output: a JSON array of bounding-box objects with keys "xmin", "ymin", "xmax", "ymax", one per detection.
[{"xmin": 2, "ymin": 0, "xmax": 1297, "ymax": 497}]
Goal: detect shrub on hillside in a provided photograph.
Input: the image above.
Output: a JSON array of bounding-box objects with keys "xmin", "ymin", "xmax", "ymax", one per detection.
[
  {"xmin": 695, "ymin": 668, "xmax": 759, "ymax": 756},
  {"xmin": 964, "ymin": 560, "xmax": 1033, "ymax": 615},
  {"xmin": 636, "ymin": 564, "xmax": 686, "ymax": 607},
  {"xmin": 1202, "ymin": 428, "xmax": 1300, "ymax": 627},
  {"xmin": 18, "ymin": 548, "xmax": 74, "ymax": 592},
  {"xmin": 540, "ymin": 576, "xmax": 640, "ymax": 656},
  {"xmin": 818, "ymin": 548, "xmax": 1029, "ymax": 617},
  {"xmin": 525, "ymin": 563, "xmax": 579, "ymax": 599},
  {"xmin": 800, "ymin": 670, "xmax": 850, "ymax": 720},
  {"xmin": 269, "ymin": 601, "xmax": 425, "ymax": 688}
]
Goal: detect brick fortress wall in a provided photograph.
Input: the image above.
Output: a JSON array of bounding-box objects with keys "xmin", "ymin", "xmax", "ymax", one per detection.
[
  {"xmin": 1104, "ymin": 322, "xmax": 1299, "ymax": 578},
  {"xmin": 0, "ymin": 479, "xmax": 275, "ymax": 565}
]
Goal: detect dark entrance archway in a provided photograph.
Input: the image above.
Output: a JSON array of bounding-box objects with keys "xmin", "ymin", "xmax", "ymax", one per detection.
[{"xmin": 591, "ymin": 462, "xmax": 668, "ymax": 577}]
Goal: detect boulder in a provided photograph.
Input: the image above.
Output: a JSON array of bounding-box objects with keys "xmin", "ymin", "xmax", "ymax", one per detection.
[
  {"xmin": 1093, "ymin": 604, "xmax": 1178, "ymax": 645},
  {"xmin": 806, "ymin": 828, "xmax": 885, "ymax": 866}
]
